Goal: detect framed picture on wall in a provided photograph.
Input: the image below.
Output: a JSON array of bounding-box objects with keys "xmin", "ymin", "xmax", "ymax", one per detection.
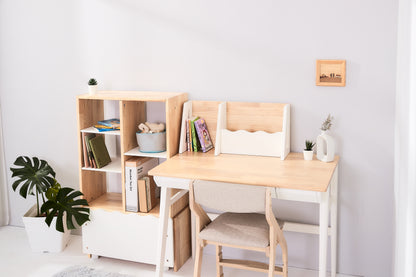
[{"xmin": 316, "ymin": 60, "xmax": 346, "ymax": 87}]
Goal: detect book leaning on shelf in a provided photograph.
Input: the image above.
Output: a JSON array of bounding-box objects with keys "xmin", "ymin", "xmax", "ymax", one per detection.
[
  {"xmin": 82, "ymin": 133, "xmax": 97, "ymax": 168},
  {"xmin": 194, "ymin": 118, "xmax": 213, "ymax": 153},
  {"xmin": 186, "ymin": 116, "xmax": 201, "ymax": 152},
  {"xmin": 184, "ymin": 116, "xmax": 213, "ymax": 153},
  {"xmin": 138, "ymin": 176, "xmax": 157, "ymax": 213},
  {"xmin": 125, "ymin": 157, "xmax": 158, "ymax": 212},
  {"xmin": 88, "ymin": 135, "xmax": 112, "ymax": 168}
]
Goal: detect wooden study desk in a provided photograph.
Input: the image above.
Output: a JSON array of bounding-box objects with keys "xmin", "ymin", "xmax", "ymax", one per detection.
[{"xmin": 149, "ymin": 151, "xmax": 339, "ymax": 277}]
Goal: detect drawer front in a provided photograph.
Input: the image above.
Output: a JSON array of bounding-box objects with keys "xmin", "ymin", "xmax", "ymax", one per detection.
[
  {"xmin": 275, "ymin": 188, "xmax": 322, "ymax": 203},
  {"xmin": 82, "ymin": 209, "xmax": 174, "ymax": 267}
]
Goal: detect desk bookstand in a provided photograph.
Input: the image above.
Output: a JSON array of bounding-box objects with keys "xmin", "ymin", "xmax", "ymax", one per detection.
[{"xmin": 179, "ymin": 100, "xmax": 290, "ymax": 158}]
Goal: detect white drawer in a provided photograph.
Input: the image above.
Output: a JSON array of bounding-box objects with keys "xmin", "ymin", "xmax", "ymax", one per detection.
[{"xmin": 82, "ymin": 209, "xmax": 174, "ymax": 267}]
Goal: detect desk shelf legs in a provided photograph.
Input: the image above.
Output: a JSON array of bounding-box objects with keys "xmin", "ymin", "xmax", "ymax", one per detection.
[
  {"xmin": 319, "ymin": 190, "xmax": 329, "ymax": 277},
  {"xmin": 156, "ymin": 187, "xmax": 172, "ymax": 277},
  {"xmin": 330, "ymin": 167, "xmax": 339, "ymax": 277}
]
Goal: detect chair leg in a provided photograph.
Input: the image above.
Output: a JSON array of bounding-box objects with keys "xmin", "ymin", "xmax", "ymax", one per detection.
[
  {"xmin": 216, "ymin": 245, "xmax": 224, "ymax": 277},
  {"xmin": 281, "ymin": 241, "xmax": 288, "ymax": 277},
  {"xmin": 268, "ymin": 244, "xmax": 276, "ymax": 277},
  {"xmin": 194, "ymin": 239, "xmax": 203, "ymax": 277}
]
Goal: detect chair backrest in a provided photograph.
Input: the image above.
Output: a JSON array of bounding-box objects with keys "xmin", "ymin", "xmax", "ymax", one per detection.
[{"xmin": 192, "ymin": 180, "xmax": 267, "ymax": 214}]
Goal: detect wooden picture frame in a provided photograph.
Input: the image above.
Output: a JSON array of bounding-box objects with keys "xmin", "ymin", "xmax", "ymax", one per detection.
[{"xmin": 316, "ymin": 60, "xmax": 346, "ymax": 87}]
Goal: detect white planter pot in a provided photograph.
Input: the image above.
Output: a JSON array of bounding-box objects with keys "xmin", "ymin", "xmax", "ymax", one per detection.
[
  {"xmin": 22, "ymin": 205, "xmax": 70, "ymax": 253},
  {"xmin": 88, "ymin": 85, "xmax": 97, "ymax": 95},
  {"xmin": 316, "ymin": 130, "xmax": 335, "ymax": 162},
  {"xmin": 303, "ymin": 150, "xmax": 313, "ymax": 160}
]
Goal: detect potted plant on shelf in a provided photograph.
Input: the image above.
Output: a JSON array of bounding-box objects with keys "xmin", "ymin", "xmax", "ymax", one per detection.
[
  {"xmin": 10, "ymin": 156, "xmax": 90, "ymax": 252},
  {"xmin": 88, "ymin": 78, "xmax": 98, "ymax": 95},
  {"xmin": 303, "ymin": 140, "xmax": 315, "ymax": 160},
  {"xmin": 316, "ymin": 114, "xmax": 335, "ymax": 162}
]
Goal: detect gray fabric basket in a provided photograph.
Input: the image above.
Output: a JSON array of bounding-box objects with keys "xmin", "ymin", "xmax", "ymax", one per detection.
[{"xmin": 136, "ymin": 131, "xmax": 166, "ymax": 153}]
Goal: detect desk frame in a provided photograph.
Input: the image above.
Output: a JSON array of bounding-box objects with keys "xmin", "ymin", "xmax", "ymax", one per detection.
[{"xmin": 153, "ymin": 165, "xmax": 338, "ymax": 277}]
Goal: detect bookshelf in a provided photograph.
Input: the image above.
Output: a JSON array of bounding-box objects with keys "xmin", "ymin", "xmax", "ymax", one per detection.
[{"xmin": 76, "ymin": 91, "xmax": 190, "ymax": 270}]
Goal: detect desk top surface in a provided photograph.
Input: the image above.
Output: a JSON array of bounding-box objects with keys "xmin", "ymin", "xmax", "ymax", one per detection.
[{"xmin": 149, "ymin": 152, "xmax": 339, "ymax": 192}]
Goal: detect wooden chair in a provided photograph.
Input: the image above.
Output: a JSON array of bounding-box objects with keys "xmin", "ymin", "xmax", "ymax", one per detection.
[{"xmin": 189, "ymin": 180, "xmax": 288, "ymax": 277}]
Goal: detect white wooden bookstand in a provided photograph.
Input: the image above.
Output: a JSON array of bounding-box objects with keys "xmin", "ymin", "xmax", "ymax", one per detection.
[
  {"xmin": 214, "ymin": 102, "xmax": 290, "ymax": 160},
  {"xmin": 178, "ymin": 100, "xmax": 222, "ymax": 154},
  {"xmin": 179, "ymin": 100, "xmax": 290, "ymax": 160}
]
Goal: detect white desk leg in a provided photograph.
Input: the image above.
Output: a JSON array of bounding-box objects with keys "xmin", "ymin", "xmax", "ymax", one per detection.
[
  {"xmin": 319, "ymin": 190, "xmax": 329, "ymax": 277},
  {"xmin": 156, "ymin": 187, "xmax": 172, "ymax": 277},
  {"xmin": 330, "ymin": 167, "xmax": 338, "ymax": 277}
]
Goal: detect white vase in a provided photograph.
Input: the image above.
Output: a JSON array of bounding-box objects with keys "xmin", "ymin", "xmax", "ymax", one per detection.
[
  {"xmin": 22, "ymin": 205, "xmax": 70, "ymax": 252},
  {"xmin": 88, "ymin": 85, "xmax": 97, "ymax": 95},
  {"xmin": 316, "ymin": 130, "xmax": 335, "ymax": 162},
  {"xmin": 303, "ymin": 150, "xmax": 313, "ymax": 160}
]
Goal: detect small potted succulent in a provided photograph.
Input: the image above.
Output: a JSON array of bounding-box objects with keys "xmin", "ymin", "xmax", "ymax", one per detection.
[
  {"xmin": 88, "ymin": 78, "xmax": 98, "ymax": 95},
  {"xmin": 10, "ymin": 156, "xmax": 90, "ymax": 252},
  {"xmin": 303, "ymin": 140, "xmax": 315, "ymax": 160}
]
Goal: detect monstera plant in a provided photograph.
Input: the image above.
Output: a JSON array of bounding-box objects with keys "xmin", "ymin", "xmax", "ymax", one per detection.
[
  {"xmin": 10, "ymin": 156, "xmax": 90, "ymax": 252},
  {"xmin": 41, "ymin": 180, "xmax": 90, "ymax": 232},
  {"xmin": 10, "ymin": 156, "xmax": 56, "ymax": 216}
]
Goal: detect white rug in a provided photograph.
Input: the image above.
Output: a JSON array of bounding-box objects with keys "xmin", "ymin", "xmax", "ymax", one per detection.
[{"xmin": 53, "ymin": 265, "xmax": 135, "ymax": 277}]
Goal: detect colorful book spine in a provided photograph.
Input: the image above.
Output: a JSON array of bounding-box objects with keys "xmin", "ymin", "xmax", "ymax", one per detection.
[
  {"xmin": 125, "ymin": 157, "xmax": 159, "ymax": 212},
  {"xmin": 125, "ymin": 164, "xmax": 139, "ymax": 212},
  {"xmin": 188, "ymin": 119, "xmax": 192, "ymax": 152},
  {"xmin": 185, "ymin": 120, "xmax": 190, "ymax": 151},
  {"xmin": 190, "ymin": 117, "xmax": 200, "ymax": 152},
  {"xmin": 97, "ymin": 118, "xmax": 120, "ymax": 129},
  {"xmin": 194, "ymin": 118, "xmax": 213, "ymax": 153},
  {"xmin": 84, "ymin": 134, "xmax": 96, "ymax": 168},
  {"xmin": 88, "ymin": 135, "xmax": 111, "ymax": 168}
]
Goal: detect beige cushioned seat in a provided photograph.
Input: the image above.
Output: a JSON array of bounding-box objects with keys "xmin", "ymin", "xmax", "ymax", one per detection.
[{"xmin": 199, "ymin": 212, "xmax": 269, "ymax": 248}]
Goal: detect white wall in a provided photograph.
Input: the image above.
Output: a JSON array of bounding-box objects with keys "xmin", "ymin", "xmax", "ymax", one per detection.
[{"xmin": 0, "ymin": 1, "xmax": 397, "ymax": 276}]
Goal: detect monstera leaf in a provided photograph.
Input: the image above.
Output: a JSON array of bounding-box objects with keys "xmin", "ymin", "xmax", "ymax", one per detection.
[
  {"xmin": 41, "ymin": 182, "xmax": 90, "ymax": 233},
  {"xmin": 10, "ymin": 156, "xmax": 56, "ymax": 216},
  {"xmin": 10, "ymin": 156, "xmax": 56, "ymax": 197}
]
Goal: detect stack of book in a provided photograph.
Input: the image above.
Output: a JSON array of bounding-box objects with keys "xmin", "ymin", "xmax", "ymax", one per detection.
[
  {"xmin": 82, "ymin": 134, "xmax": 111, "ymax": 168},
  {"xmin": 94, "ymin": 118, "xmax": 120, "ymax": 132},
  {"xmin": 185, "ymin": 116, "xmax": 213, "ymax": 153},
  {"xmin": 125, "ymin": 157, "xmax": 159, "ymax": 213}
]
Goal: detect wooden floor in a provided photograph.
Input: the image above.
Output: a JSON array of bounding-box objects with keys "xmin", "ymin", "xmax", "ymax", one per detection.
[{"xmin": 0, "ymin": 226, "xmax": 357, "ymax": 277}]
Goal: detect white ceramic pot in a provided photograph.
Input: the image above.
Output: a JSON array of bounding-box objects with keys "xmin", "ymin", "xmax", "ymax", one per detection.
[
  {"xmin": 303, "ymin": 150, "xmax": 313, "ymax": 160},
  {"xmin": 316, "ymin": 130, "xmax": 335, "ymax": 162},
  {"xmin": 88, "ymin": 85, "xmax": 97, "ymax": 95},
  {"xmin": 22, "ymin": 205, "xmax": 70, "ymax": 252}
]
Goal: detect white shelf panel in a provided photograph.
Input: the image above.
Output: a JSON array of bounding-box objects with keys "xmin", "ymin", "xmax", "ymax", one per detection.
[
  {"xmin": 82, "ymin": 157, "xmax": 121, "ymax": 173},
  {"xmin": 124, "ymin": 147, "xmax": 167, "ymax": 159},
  {"xmin": 81, "ymin": 127, "xmax": 120, "ymax": 136}
]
